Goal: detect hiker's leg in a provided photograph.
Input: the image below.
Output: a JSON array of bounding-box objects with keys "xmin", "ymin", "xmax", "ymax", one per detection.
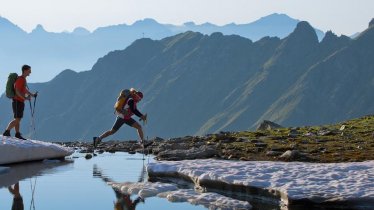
[
  {"xmin": 9, "ymin": 100, "xmax": 24, "ymax": 133},
  {"xmin": 131, "ymin": 122, "xmax": 144, "ymax": 142},
  {"xmin": 99, "ymin": 117, "xmax": 125, "ymax": 141},
  {"xmin": 15, "ymin": 118, "xmax": 21, "ymax": 133},
  {"xmin": 99, "ymin": 129, "xmax": 117, "ymax": 140},
  {"xmin": 6, "ymin": 118, "xmax": 21, "ymax": 131}
]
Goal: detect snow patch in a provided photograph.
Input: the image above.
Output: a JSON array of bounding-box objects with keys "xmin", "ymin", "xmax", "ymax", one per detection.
[
  {"xmin": 0, "ymin": 136, "xmax": 74, "ymax": 165},
  {"xmin": 147, "ymin": 159, "xmax": 374, "ymax": 203}
]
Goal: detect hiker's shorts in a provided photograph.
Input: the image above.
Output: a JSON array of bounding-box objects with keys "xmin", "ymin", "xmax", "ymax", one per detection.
[
  {"xmin": 111, "ymin": 117, "xmax": 136, "ymax": 131},
  {"xmin": 12, "ymin": 100, "xmax": 25, "ymax": 118}
]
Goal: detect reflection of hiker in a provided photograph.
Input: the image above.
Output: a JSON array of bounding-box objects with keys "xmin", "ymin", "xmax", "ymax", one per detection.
[
  {"xmin": 3, "ymin": 65, "xmax": 37, "ymax": 140},
  {"xmin": 8, "ymin": 182, "xmax": 24, "ymax": 210},
  {"xmin": 94, "ymin": 88, "xmax": 147, "ymax": 148},
  {"xmin": 114, "ymin": 190, "xmax": 144, "ymax": 210},
  {"xmin": 93, "ymin": 165, "xmax": 144, "ymax": 210}
]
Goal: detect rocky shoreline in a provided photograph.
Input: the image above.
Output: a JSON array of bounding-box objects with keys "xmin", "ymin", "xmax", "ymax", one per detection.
[{"xmin": 61, "ymin": 115, "xmax": 374, "ymax": 163}]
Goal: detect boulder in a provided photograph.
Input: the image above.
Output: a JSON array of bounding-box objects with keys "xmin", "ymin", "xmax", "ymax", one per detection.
[
  {"xmin": 156, "ymin": 145, "xmax": 218, "ymax": 161},
  {"xmin": 257, "ymin": 120, "xmax": 283, "ymax": 131}
]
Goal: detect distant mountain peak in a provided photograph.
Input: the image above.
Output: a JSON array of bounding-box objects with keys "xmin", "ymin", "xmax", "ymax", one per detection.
[
  {"xmin": 183, "ymin": 22, "xmax": 196, "ymax": 26},
  {"xmin": 322, "ymin": 30, "xmax": 338, "ymax": 41},
  {"xmin": 288, "ymin": 21, "xmax": 318, "ymax": 43},
  {"xmin": 254, "ymin": 13, "xmax": 299, "ymax": 25},
  {"xmin": 262, "ymin": 13, "xmax": 293, "ymax": 20},
  {"xmin": 294, "ymin": 21, "xmax": 314, "ymax": 32},
  {"xmin": 320, "ymin": 30, "xmax": 351, "ymax": 47},
  {"xmin": 133, "ymin": 18, "xmax": 159, "ymax": 26},
  {"xmin": 72, "ymin": 27, "xmax": 90, "ymax": 35},
  {"xmin": 31, "ymin": 24, "xmax": 46, "ymax": 33},
  {"xmin": 370, "ymin": 18, "xmax": 374, "ymax": 28}
]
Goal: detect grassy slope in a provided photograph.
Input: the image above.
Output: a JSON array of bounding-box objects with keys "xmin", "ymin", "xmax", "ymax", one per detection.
[{"xmin": 206, "ymin": 115, "xmax": 374, "ymax": 163}]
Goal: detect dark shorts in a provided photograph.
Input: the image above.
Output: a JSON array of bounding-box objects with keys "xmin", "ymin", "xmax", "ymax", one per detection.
[
  {"xmin": 12, "ymin": 100, "xmax": 25, "ymax": 119},
  {"xmin": 111, "ymin": 117, "xmax": 136, "ymax": 131},
  {"xmin": 12, "ymin": 196, "xmax": 24, "ymax": 210}
]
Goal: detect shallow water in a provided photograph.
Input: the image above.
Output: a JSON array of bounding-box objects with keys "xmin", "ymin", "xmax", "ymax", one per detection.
[{"xmin": 0, "ymin": 152, "xmax": 206, "ymax": 210}]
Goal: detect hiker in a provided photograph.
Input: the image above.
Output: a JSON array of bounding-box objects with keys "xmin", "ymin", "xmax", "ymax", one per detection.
[
  {"xmin": 93, "ymin": 165, "xmax": 145, "ymax": 210},
  {"xmin": 3, "ymin": 65, "xmax": 37, "ymax": 140},
  {"xmin": 114, "ymin": 191, "xmax": 144, "ymax": 210},
  {"xmin": 94, "ymin": 89, "xmax": 147, "ymax": 147},
  {"xmin": 8, "ymin": 182, "xmax": 24, "ymax": 210}
]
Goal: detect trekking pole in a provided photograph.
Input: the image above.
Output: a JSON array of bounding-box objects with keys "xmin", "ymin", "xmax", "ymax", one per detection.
[
  {"xmin": 28, "ymin": 92, "xmax": 38, "ymax": 138},
  {"xmin": 143, "ymin": 114, "xmax": 148, "ymax": 160},
  {"xmin": 29, "ymin": 177, "xmax": 37, "ymax": 210},
  {"xmin": 28, "ymin": 100, "xmax": 35, "ymax": 134}
]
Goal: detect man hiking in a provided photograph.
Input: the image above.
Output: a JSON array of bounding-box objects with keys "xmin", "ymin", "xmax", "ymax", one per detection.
[
  {"xmin": 93, "ymin": 88, "xmax": 147, "ymax": 148},
  {"xmin": 3, "ymin": 65, "xmax": 37, "ymax": 140}
]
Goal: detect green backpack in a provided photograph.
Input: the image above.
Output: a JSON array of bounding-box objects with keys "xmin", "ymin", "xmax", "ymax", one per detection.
[{"xmin": 5, "ymin": 73, "xmax": 18, "ymax": 99}]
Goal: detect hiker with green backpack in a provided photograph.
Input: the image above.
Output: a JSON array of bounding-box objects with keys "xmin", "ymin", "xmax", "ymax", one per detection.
[
  {"xmin": 3, "ymin": 65, "xmax": 37, "ymax": 140},
  {"xmin": 93, "ymin": 88, "xmax": 147, "ymax": 148}
]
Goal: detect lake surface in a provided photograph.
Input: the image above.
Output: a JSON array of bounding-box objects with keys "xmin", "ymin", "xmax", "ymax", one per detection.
[{"xmin": 0, "ymin": 152, "xmax": 207, "ymax": 210}]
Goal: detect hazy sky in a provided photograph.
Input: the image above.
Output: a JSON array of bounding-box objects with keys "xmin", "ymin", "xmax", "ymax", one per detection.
[{"xmin": 0, "ymin": 0, "xmax": 373, "ymax": 35}]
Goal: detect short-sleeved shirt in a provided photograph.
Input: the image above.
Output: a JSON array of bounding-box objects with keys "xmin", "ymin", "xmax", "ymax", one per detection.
[{"xmin": 13, "ymin": 76, "xmax": 27, "ymax": 102}]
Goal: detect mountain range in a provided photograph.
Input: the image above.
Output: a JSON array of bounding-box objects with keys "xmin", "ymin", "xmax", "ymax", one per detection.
[
  {"xmin": 0, "ymin": 13, "xmax": 324, "ymax": 93},
  {"xmin": 0, "ymin": 20, "xmax": 372, "ymax": 142}
]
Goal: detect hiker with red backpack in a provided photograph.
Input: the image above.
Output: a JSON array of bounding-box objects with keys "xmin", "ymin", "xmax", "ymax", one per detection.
[
  {"xmin": 3, "ymin": 65, "xmax": 37, "ymax": 140},
  {"xmin": 93, "ymin": 88, "xmax": 147, "ymax": 148}
]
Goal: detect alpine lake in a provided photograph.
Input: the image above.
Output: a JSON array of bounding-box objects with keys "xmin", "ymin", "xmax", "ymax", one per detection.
[{"xmin": 0, "ymin": 151, "xmax": 211, "ymax": 210}]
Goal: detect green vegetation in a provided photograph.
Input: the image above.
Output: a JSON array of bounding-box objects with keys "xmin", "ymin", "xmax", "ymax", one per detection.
[{"xmin": 205, "ymin": 115, "xmax": 374, "ymax": 163}]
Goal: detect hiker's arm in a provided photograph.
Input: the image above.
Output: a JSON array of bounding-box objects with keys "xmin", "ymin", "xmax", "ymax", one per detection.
[
  {"xmin": 128, "ymin": 100, "xmax": 143, "ymax": 118},
  {"xmin": 25, "ymin": 88, "xmax": 37, "ymax": 97}
]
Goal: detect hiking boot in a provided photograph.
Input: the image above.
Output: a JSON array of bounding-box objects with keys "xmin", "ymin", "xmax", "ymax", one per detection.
[
  {"xmin": 139, "ymin": 196, "xmax": 145, "ymax": 203},
  {"xmin": 3, "ymin": 130, "xmax": 10, "ymax": 137},
  {"xmin": 135, "ymin": 196, "xmax": 145, "ymax": 203},
  {"xmin": 93, "ymin": 137, "xmax": 101, "ymax": 148},
  {"xmin": 15, "ymin": 132, "xmax": 26, "ymax": 140}
]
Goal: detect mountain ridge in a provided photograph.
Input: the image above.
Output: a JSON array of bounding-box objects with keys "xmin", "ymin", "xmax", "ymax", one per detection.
[
  {"xmin": 0, "ymin": 20, "xmax": 372, "ymax": 141},
  {"xmin": 0, "ymin": 13, "xmax": 325, "ymax": 93}
]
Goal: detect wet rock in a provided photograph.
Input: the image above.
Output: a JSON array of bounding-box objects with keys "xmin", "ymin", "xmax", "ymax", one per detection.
[
  {"xmin": 85, "ymin": 154, "xmax": 93, "ymax": 159},
  {"xmin": 156, "ymin": 145, "xmax": 218, "ymax": 161}
]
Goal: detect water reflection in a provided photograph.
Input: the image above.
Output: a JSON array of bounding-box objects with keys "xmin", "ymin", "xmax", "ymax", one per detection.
[
  {"xmin": 0, "ymin": 160, "xmax": 73, "ymax": 188},
  {"xmin": 93, "ymin": 164, "xmax": 145, "ymax": 210},
  {"xmin": 0, "ymin": 153, "xmax": 206, "ymax": 210},
  {"xmin": 1, "ymin": 160, "xmax": 73, "ymax": 210},
  {"xmin": 8, "ymin": 182, "xmax": 24, "ymax": 210}
]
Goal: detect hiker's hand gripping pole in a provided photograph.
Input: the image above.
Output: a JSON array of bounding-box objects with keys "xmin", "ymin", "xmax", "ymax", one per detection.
[{"xmin": 140, "ymin": 114, "xmax": 147, "ymax": 126}]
